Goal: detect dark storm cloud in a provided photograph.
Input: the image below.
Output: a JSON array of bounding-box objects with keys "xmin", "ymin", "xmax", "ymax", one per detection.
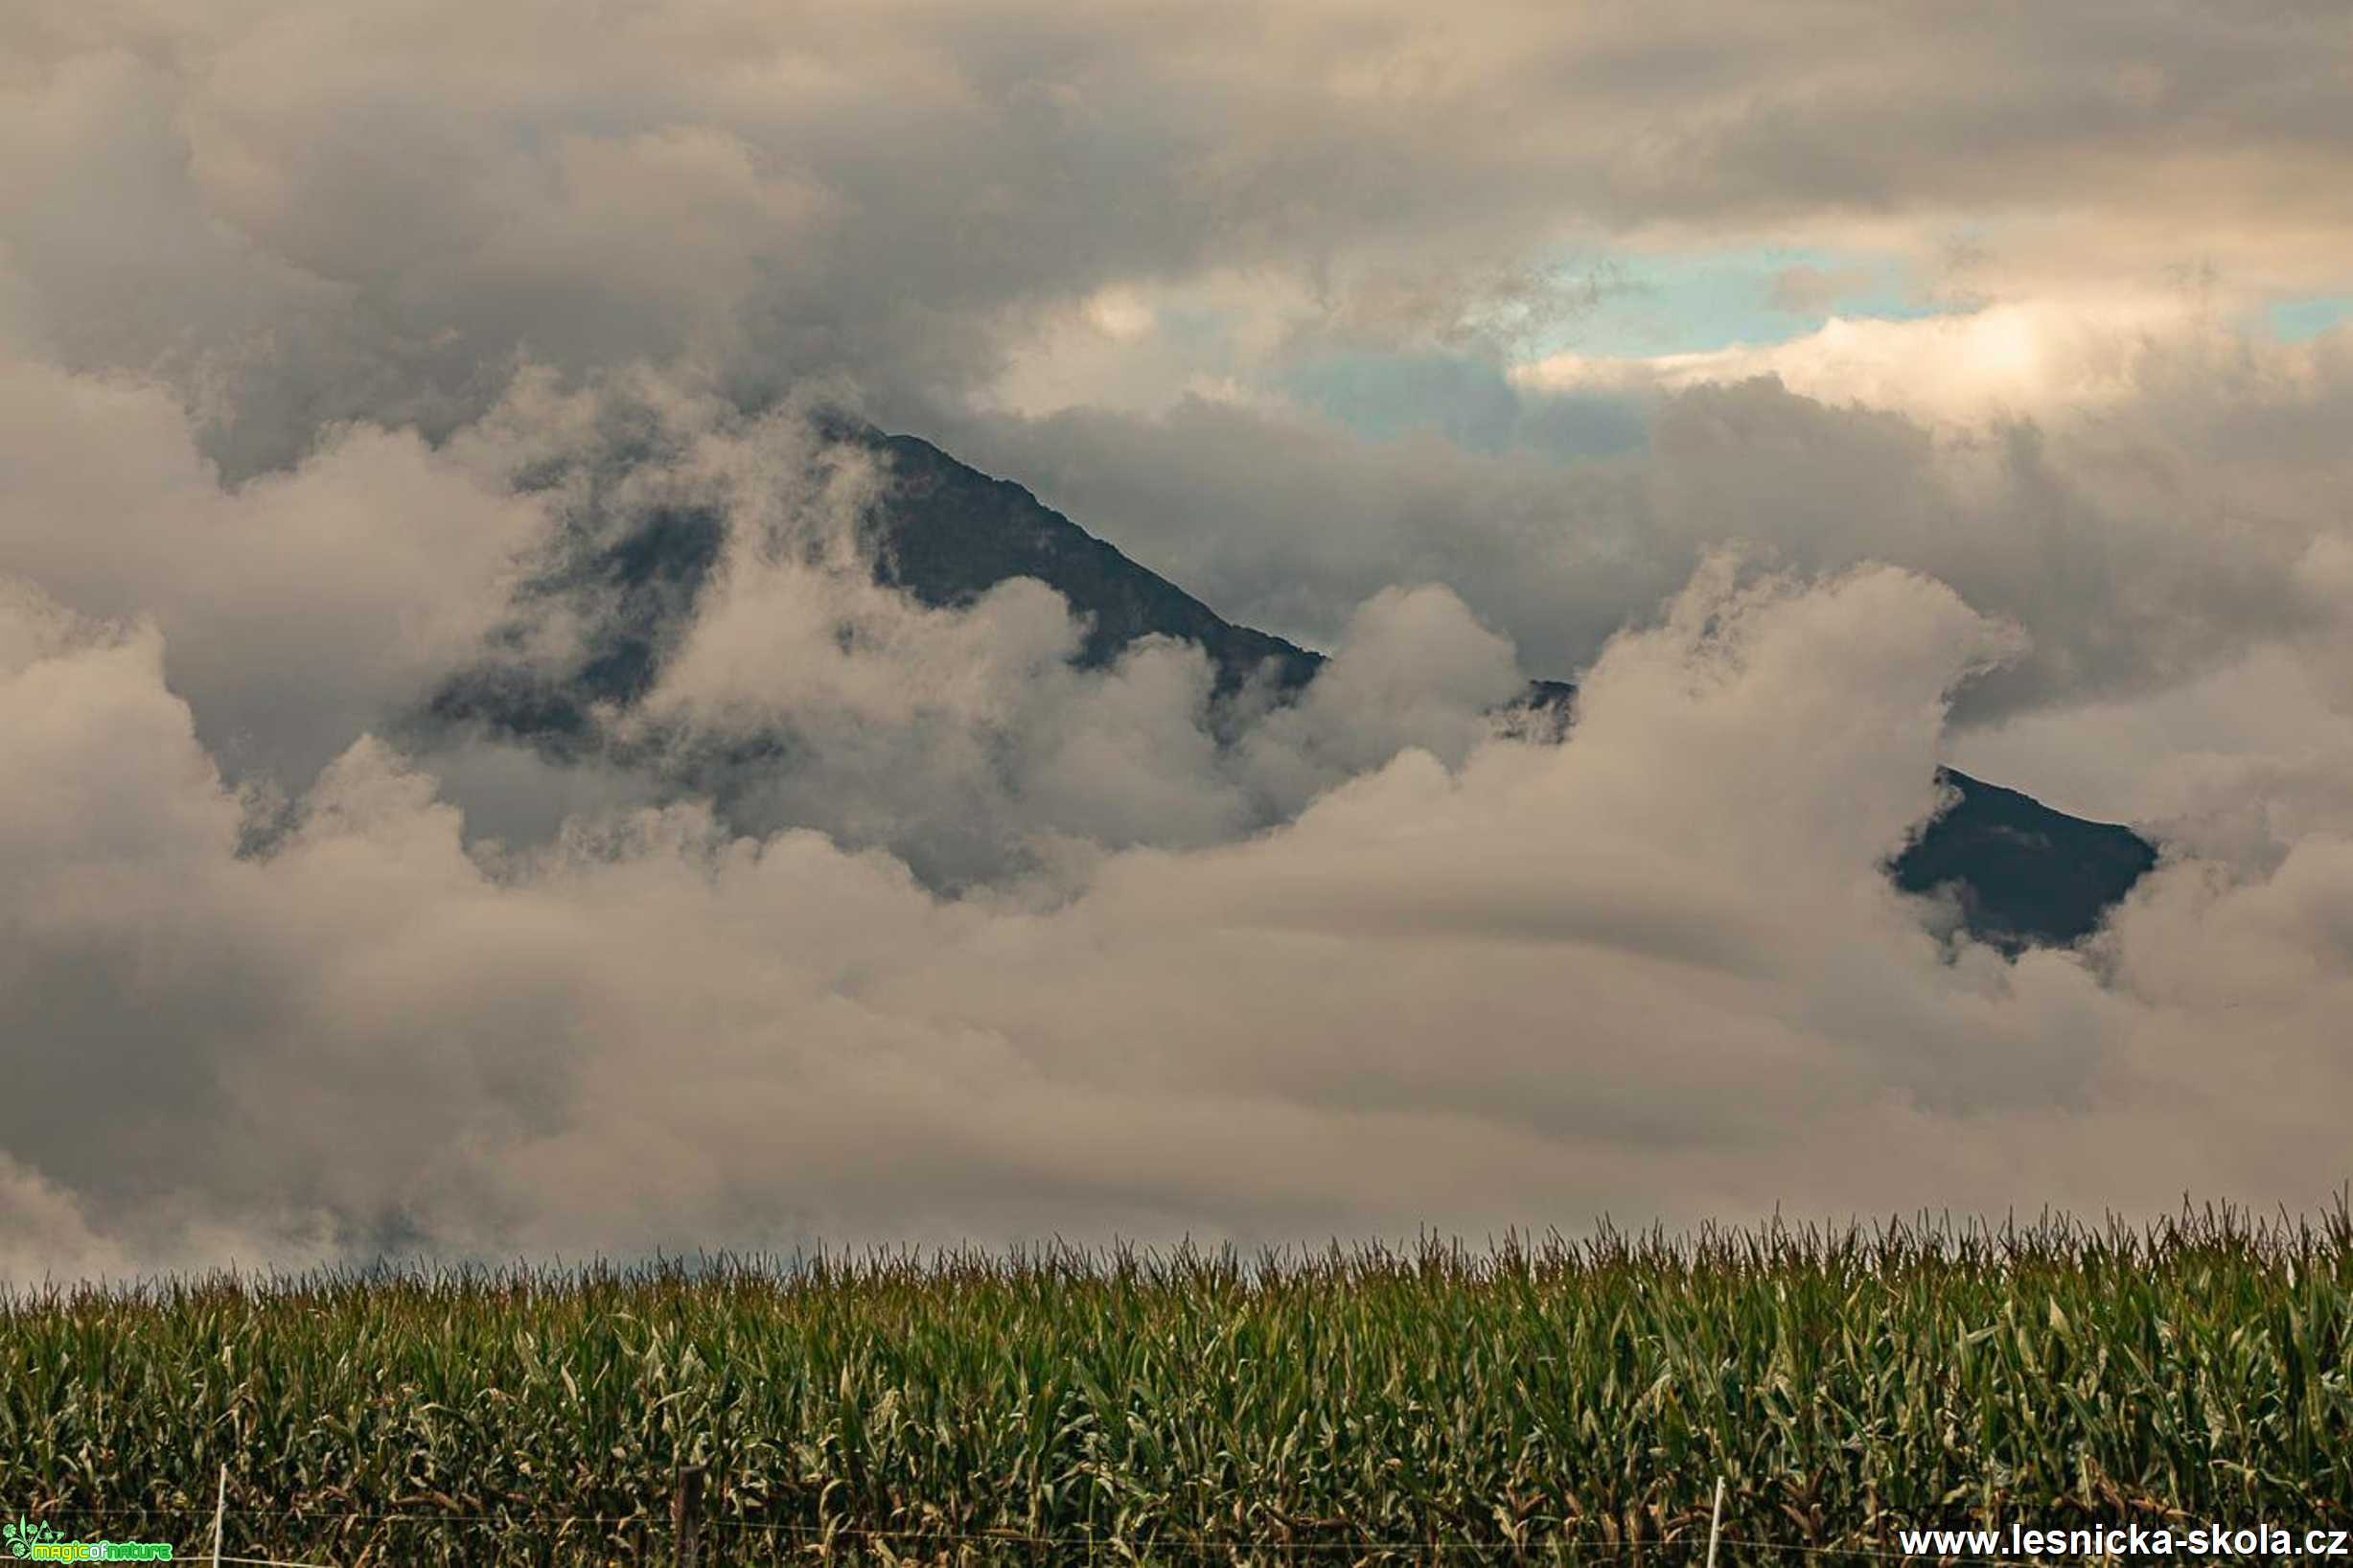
[
  {"xmin": 3, "ymin": 0, "xmax": 2352, "ymax": 1274},
  {"xmin": 5, "ymin": 0, "xmax": 2349, "ymax": 470},
  {"xmin": 934, "ymin": 321, "xmax": 2353, "ymax": 726}
]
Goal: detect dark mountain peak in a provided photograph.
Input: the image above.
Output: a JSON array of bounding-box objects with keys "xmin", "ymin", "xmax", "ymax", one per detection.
[
  {"xmin": 855, "ymin": 433, "xmax": 2157, "ymax": 948},
  {"xmin": 848, "ymin": 427, "xmax": 1324, "ymax": 695},
  {"xmin": 430, "ymin": 418, "xmax": 2158, "ymax": 951},
  {"xmin": 1894, "ymin": 769, "xmax": 2158, "ymax": 953}
]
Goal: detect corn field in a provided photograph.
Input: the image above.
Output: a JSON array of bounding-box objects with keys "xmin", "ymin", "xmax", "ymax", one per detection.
[{"xmin": 3, "ymin": 1206, "xmax": 2350, "ymax": 1564}]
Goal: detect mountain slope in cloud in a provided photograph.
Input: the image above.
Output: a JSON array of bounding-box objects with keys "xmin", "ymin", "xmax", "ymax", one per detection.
[
  {"xmin": 861, "ymin": 428, "xmax": 1326, "ymax": 697},
  {"xmin": 856, "ymin": 428, "xmax": 2161, "ymax": 949},
  {"xmin": 433, "ymin": 418, "xmax": 2156, "ymax": 948},
  {"xmin": 1894, "ymin": 771, "xmax": 2158, "ymax": 953}
]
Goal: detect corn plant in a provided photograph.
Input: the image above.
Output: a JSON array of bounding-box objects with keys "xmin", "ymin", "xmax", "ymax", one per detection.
[{"xmin": 1, "ymin": 1203, "xmax": 2348, "ymax": 1564}]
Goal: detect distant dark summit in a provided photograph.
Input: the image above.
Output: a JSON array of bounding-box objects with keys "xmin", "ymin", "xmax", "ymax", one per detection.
[
  {"xmin": 1894, "ymin": 770, "xmax": 2157, "ymax": 953},
  {"xmin": 861, "ymin": 428, "xmax": 2155, "ymax": 941},
  {"xmin": 860, "ymin": 430, "xmax": 2157, "ymax": 946},
  {"xmin": 859, "ymin": 430, "xmax": 1323, "ymax": 695},
  {"xmin": 432, "ymin": 418, "xmax": 2158, "ymax": 950}
]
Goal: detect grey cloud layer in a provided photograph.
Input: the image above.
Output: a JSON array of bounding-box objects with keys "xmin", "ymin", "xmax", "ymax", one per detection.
[
  {"xmin": 938, "ymin": 314, "xmax": 2353, "ymax": 729},
  {"xmin": 9, "ymin": 542, "xmax": 2347, "ymax": 1279},
  {"xmin": 6, "ymin": 0, "xmax": 2349, "ymax": 471},
  {"xmin": 4, "ymin": 0, "xmax": 2352, "ymax": 1273},
  {"xmin": 4, "ymin": 360, "xmax": 2351, "ymax": 1274}
]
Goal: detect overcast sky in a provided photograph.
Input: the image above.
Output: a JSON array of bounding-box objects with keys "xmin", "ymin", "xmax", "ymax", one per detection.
[{"xmin": 4, "ymin": 0, "xmax": 2351, "ymax": 1276}]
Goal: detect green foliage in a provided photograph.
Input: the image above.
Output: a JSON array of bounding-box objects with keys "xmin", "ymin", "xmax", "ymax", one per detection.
[{"xmin": 2, "ymin": 1206, "xmax": 2348, "ymax": 1564}]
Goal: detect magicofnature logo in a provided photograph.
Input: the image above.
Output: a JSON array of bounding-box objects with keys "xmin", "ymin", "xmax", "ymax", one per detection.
[
  {"xmin": 4, "ymin": 1517, "xmax": 173, "ymax": 1560},
  {"xmin": 0, "ymin": 1520, "xmax": 55, "ymax": 1556}
]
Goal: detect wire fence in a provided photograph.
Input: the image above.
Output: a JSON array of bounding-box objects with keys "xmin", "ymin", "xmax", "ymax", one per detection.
[
  {"xmin": 41, "ymin": 1467, "xmax": 2101, "ymax": 1568},
  {"xmin": 186, "ymin": 1536, "xmax": 2054, "ymax": 1568}
]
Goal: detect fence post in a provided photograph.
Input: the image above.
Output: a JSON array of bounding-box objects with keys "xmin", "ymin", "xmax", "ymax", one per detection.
[
  {"xmin": 673, "ymin": 1464, "xmax": 705, "ymax": 1568},
  {"xmin": 211, "ymin": 1464, "xmax": 227, "ymax": 1568},
  {"xmin": 1704, "ymin": 1475, "xmax": 1725, "ymax": 1568}
]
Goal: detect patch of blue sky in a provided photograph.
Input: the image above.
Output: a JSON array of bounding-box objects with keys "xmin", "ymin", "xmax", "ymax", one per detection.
[
  {"xmin": 1283, "ymin": 352, "xmax": 1518, "ymax": 447},
  {"xmin": 1280, "ymin": 351, "xmax": 1649, "ymax": 458},
  {"xmin": 2264, "ymin": 296, "xmax": 2351, "ymax": 342},
  {"xmin": 1153, "ymin": 303, "xmax": 1234, "ymax": 353},
  {"xmin": 1273, "ymin": 244, "xmax": 1946, "ymax": 456},
  {"xmin": 1530, "ymin": 243, "xmax": 1946, "ymax": 359}
]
